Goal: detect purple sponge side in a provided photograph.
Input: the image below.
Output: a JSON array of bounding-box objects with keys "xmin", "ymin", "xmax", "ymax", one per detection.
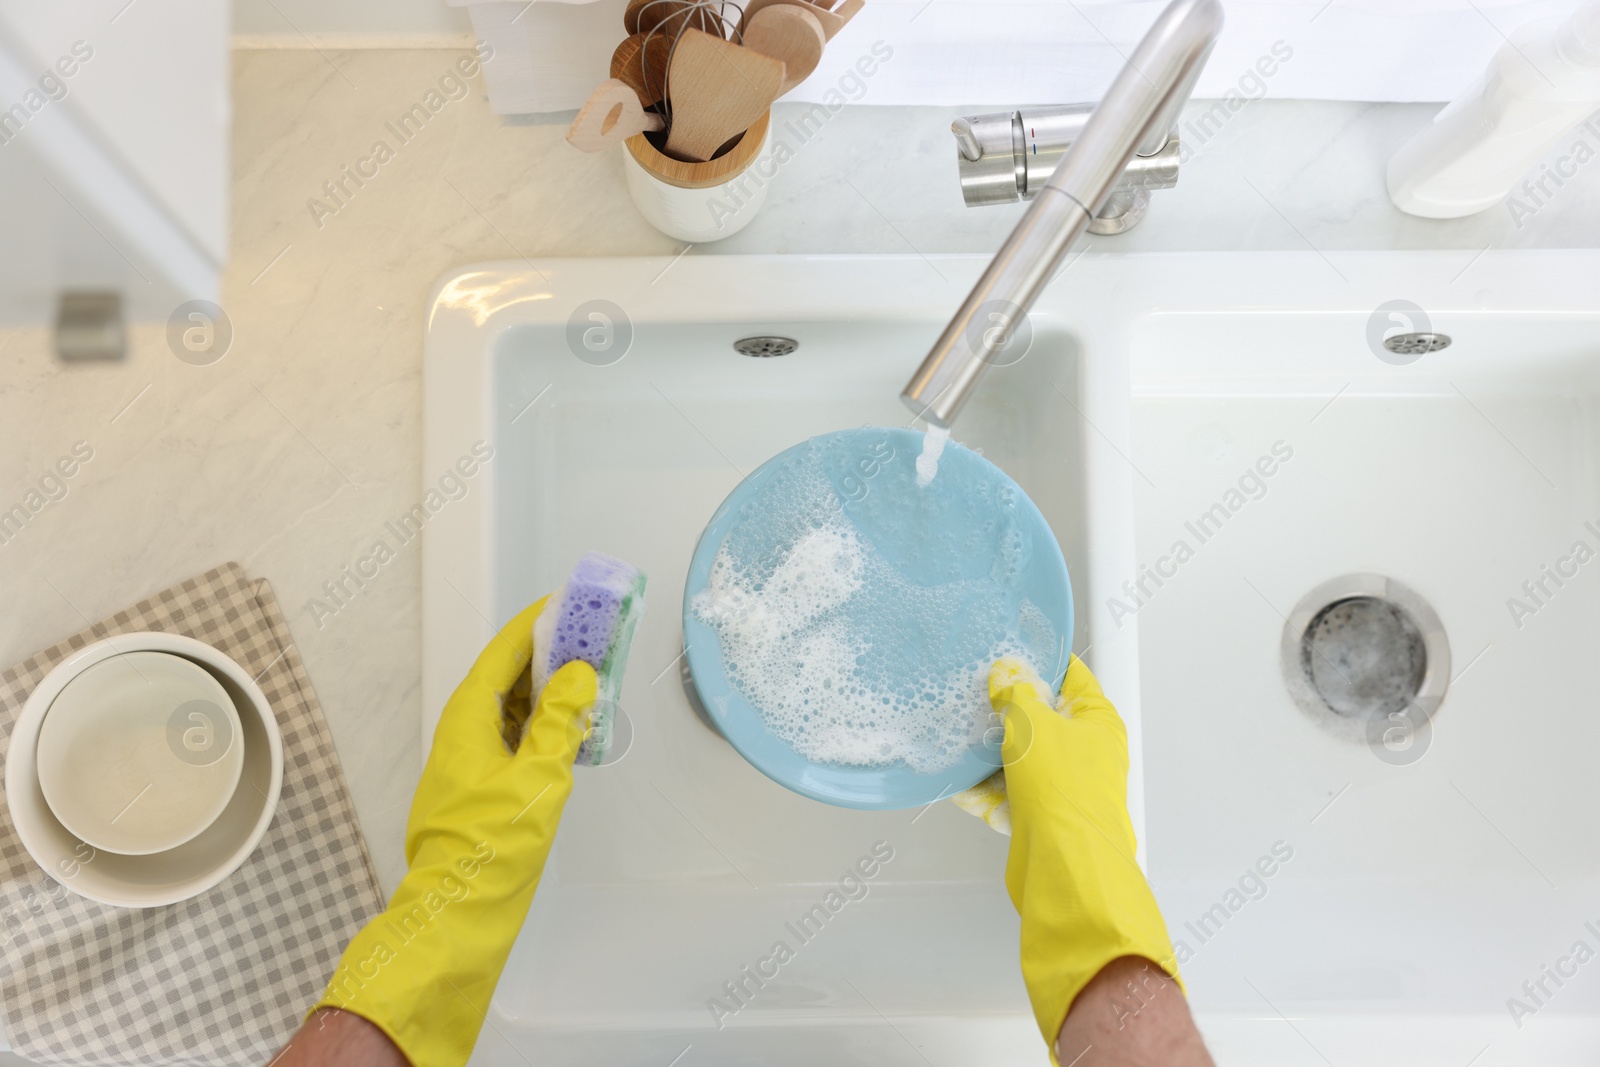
[{"xmin": 547, "ymin": 553, "xmax": 633, "ymax": 671}]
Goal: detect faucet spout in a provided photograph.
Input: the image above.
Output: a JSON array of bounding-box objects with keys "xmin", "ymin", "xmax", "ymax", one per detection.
[{"xmin": 901, "ymin": 0, "xmax": 1224, "ymax": 428}]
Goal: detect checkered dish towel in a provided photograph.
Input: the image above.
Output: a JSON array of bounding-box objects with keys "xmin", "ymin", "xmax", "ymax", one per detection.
[{"xmin": 0, "ymin": 562, "xmax": 385, "ymax": 1066}]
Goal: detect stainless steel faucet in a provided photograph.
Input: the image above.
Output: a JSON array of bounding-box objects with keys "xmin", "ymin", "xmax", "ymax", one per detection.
[
  {"xmin": 901, "ymin": 0, "xmax": 1224, "ymax": 428},
  {"xmin": 950, "ymin": 105, "xmax": 1181, "ymax": 232}
]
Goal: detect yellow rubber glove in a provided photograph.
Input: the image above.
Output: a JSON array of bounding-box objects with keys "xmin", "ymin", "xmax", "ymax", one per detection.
[
  {"xmin": 989, "ymin": 656, "xmax": 1182, "ymax": 1064},
  {"xmin": 312, "ymin": 597, "xmax": 597, "ymax": 1067}
]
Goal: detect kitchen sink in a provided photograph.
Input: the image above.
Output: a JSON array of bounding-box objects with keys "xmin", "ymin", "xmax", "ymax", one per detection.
[
  {"xmin": 423, "ymin": 251, "xmax": 1600, "ymax": 1066},
  {"xmin": 1122, "ymin": 252, "xmax": 1600, "ymax": 1066},
  {"xmin": 423, "ymin": 255, "xmax": 1113, "ymax": 1067}
]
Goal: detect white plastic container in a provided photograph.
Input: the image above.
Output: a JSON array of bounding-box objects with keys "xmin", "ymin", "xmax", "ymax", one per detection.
[
  {"xmin": 1387, "ymin": 1, "xmax": 1600, "ymax": 218},
  {"xmin": 622, "ymin": 115, "xmax": 775, "ymax": 242}
]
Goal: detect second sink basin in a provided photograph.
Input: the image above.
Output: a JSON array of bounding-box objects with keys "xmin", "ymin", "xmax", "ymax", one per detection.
[{"xmin": 1123, "ymin": 254, "xmax": 1600, "ymax": 1066}]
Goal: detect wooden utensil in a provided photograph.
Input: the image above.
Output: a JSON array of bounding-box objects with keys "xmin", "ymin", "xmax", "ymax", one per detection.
[
  {"xmin": 623, "ymin": 0, "xmax": 723, "ymax": 37},
  {"xmin": 627, "ymin": 111, "xmax": 772, "ymax": 189},
  {"xmin": 738, "ymin": 0, "xmax": 860, "ymax": 42},
  {"xmin": 743, "ymin": 4, "xmax": 826, "ymax": 94},
  {"xmin": 664, "ymin": 28, "xmax": 786, "ymax": 162},
  {"xmin": 830, "ymin": 0, "xmax": 865, "ymax": 24},
  {"xmin": 566, "ymin": 79, "xmax": 664, "ymax": 153},
  {"xmin": 611, "ymin": 32, "xmax": 673, "ymax": 107}
]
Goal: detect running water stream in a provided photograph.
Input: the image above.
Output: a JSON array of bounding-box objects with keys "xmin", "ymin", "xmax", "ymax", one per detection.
[{"xmin": 915, "ymin": 425, "xmax": 951, "ymax": 488}]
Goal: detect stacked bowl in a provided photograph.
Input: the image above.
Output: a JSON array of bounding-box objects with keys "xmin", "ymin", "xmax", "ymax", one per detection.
[{"xmin": 5, "ymin": 632, "xmax": 283, "ymax": 908}]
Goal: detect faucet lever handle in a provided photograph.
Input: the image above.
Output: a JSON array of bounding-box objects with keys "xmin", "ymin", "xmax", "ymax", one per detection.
[{"xmin": 953, "ymin": 105, "xmax": 1180, "ymax": 230}]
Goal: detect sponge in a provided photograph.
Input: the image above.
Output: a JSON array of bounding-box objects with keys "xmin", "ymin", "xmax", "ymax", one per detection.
[{"xmin": 531, "ymin": 552, "xmax": 647, "ymax": 765}]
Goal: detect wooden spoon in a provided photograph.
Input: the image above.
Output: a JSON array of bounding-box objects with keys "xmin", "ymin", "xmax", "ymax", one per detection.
[
  {"xmin": 611, "ymin": 32, "xmax": 673, "ymax": 108},
  {"xmin": 743, "ymin": 4, "xmax": 826, "ymax": 95},
  {"xmin": 566, "ymin": 79, "xmax": 664, "ymax": 153},
  {"xmin": 738, "ymin": 0, "xmax": 860, "ymax": 42},
  {"xmin": 664, "ymin": 28, "xmax": 786, "ymax": 162}
]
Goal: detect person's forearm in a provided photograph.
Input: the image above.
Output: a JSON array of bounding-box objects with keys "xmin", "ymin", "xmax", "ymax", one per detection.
[
  {"xmin": 1055, "ymin": 956, "xmax": 1215, "ymax": 1067},
  {"xmin": 270, "ymin": 1008, "xmax": 410, "ymax": 1067}
]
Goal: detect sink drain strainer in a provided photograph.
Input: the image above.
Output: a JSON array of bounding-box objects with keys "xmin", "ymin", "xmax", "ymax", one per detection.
[
  {"xmin": 733, "ymin": 336, "xmax": 799, "ymax": 358},
  {"xmin": 1383, "ymin": 332, "xmax": 1451, "ymax": 357},
  {"xmin": 1281, "ymin": 574, "xmax": 1450, "ymax": 746}
]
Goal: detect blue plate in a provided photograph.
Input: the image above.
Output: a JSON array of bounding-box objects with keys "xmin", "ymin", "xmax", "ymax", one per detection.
[{"xmin": 682, "ymin": 427, "xmax": 1073, "ymax": 810}]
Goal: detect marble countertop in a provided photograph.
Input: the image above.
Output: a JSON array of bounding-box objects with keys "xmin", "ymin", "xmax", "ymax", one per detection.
[{"xmin": 1, "ymin": 47, "xmax": 1597, "ymax": 893}]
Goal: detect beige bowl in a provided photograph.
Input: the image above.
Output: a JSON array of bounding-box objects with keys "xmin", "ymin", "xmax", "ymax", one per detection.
[
  {"xmin": 6, "ymin": 633, "xmax": 283, "ymax": 908},
  {"xmin": 37, "ymin": 650, "xmax": 245, "ymax": 855}
]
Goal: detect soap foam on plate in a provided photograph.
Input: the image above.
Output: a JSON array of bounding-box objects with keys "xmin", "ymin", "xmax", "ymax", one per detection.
[{"xmin": 693, "ymin": 436, "xmax": 1056, "ymax": 774}]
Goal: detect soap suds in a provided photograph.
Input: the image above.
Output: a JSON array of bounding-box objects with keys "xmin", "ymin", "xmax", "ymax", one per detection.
[{"xmin": 693, "ymin": 434, "xmax": 1056, "ymax": 773}]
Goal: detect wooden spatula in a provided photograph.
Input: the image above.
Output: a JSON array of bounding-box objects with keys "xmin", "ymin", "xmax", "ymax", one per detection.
[
  {"xmin": 743, "ymin": 3, "xmax": 826, "ymax": 95},
  {"xmin": 664, "ymin": 28, "xmax": 786, "ymax": 162},
  {"xmin": 566, "ymin": 79, "xmax": 663, "ymax": 153}
]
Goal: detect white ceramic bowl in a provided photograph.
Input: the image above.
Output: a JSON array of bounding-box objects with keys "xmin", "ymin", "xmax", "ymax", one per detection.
[
  {"xmin": 37, "ymin": 650, "xmax": 245, "ymax": 855},
  {"xmin": 6, "ymin": 632, "xmax": 284, "ymax": 908}
]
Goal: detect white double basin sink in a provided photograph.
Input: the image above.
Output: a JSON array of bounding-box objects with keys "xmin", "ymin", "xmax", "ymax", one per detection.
[{"xmin": 423, "ymin": 251, "xmax": 1600, "ymax": 1066}]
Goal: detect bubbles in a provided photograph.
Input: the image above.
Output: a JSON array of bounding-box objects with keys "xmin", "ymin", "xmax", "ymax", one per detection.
[{"xmin": 693, "ymin": 433, "xmax": 1057, "ymax": 774}]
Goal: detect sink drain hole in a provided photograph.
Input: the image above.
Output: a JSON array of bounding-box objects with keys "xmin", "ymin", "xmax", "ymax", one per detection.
[
  {"xmin": 1383, "ymin": 332, "xmax": 1450, "ymax": 356},
  {"xmin": 1281, "ymin": 574, "xmax": 1450, "ymax": 743},
  {"xmin": 733, "ymin": 336, "xmax": 798, "ymax": 357},
  {"xmin": 1302, "ymin": 597, "xmax": 1426, "ymax": 720}
]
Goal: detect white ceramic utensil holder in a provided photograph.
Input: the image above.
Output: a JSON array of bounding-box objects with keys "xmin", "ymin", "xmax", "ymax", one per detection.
[{"xmin": 623, "ymin": 112, "xmax": 774, "ymax": 242}]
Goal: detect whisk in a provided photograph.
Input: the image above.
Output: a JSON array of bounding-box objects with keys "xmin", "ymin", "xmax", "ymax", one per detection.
[{"xmin": 625, "ymin": 0, "xmax": 748, "ymax": 135}]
